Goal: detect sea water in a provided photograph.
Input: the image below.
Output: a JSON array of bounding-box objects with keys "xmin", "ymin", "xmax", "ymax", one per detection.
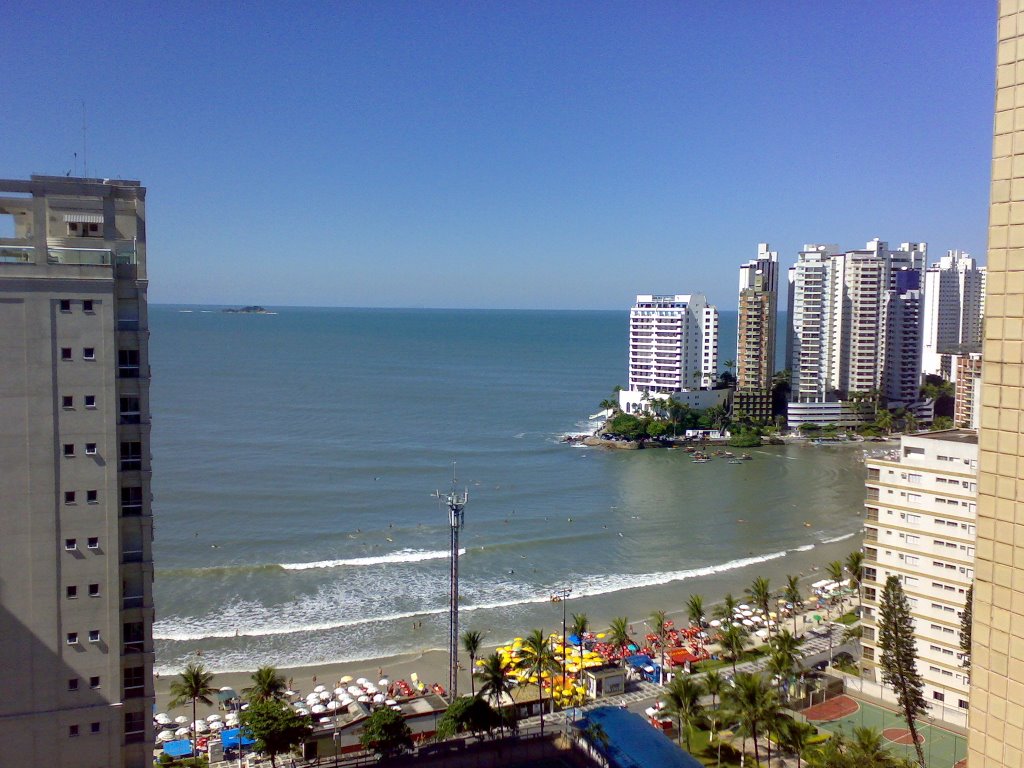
[{"xmin": 150, "ymin": 306, "xmax": 865, "ymax": 673}]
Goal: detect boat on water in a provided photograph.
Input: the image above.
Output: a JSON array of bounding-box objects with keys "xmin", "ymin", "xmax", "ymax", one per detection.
[{"xmin": 728, "ymin": 458, "xmax": 744, "ymax": 464}]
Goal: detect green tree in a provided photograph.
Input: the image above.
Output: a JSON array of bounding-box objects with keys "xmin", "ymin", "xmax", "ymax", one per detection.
[
  {"xmin": 718, "ymin": 623, "xmax": 748, "ymax": 675},
  {"xmin": 650, "ymin": 609, "xmax": 670, "ymax": 684},
  {"xmin": 876, "ymin": 410, "xmax": 894, "ymax": 434},
  {"xmin": 714, "ymin": 593, "xmax": 739, "ymax": 620},
  {"xmin": 435, "ymin": 696, "xmax": 497, "ymax": 740},
  {"xmin": 746, "ymin": 576, "xmax": 774, "ymax": 640},
  {"xmin": 570, "ymin": 612, "xmax": 590, "ymax": 681},
  {"xmin": 723, "ymin": 671, "xmax": 779, "ymax": 767},
  {"xmin": 704, "ymin": 669, "xmax": 725, "ymax": 711},
  {"xmin": 461, "ymin": 629, "xmax": 484, "ymax": 697},
  {"xmin": 686, "ymin": 594, "xmax": 704, "ymax": 627},
  {"xmin": 778, "ymin": 718, "xmax": 817, "ymax": 768},
  {"xmin": 608, "ymin": 616, "xmax": 631, "ymax": 657},
  {"xmin": 932, "ymin": 415, "xmax": 954, "ymax": 430},
  {"xmin": 878, "ymin": 575, "xmax": 927, "ymax": 768},
  {"xmin": 663, "ymin": 674, "xmax": 704, "ymax": 752},
  {"xmin": 359, "ymin": 707, "xmax": 413, "ymax": 759},
  {"xmin": 846, "ymin": 551, "xmax": 865, "ymax": 617},
  {"xmin": 519, "ymin": 629, "xmax": 558, "ymax": 735},
  {"xmin": 240, "ymin": 700, "xmax": 312, "ymax": 768},
  {"xmin": 168, "ymin": 662, "xmax": 216, "ymax": 764},
  {"xmin": 784, "ymin": 574, "xmax": 803, "ymax": 635},
  {"xmin": 826, "ymin": 560, "xmax": 846, "ymax": 613},
  {"xmin": 960, "ymin": 584, "xmax": 973, "ymax": 670},
  {"xmin": 475, "ymin": 652, "xmax": 515, "ymax": 737},
  {"xmin": 242, "ymin": 665, "xmax": 287, "ymax": 704},
  {"xmin": 767, "ymin": 629, "xmax": 804, "ymax": 703}
]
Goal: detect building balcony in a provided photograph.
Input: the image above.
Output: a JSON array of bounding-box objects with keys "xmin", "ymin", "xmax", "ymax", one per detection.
[
  {"xmin": 0, "ymin": 245, "xmax": 34, "ymax": 263},
  {"xmin": 124, "ymin": 685, "xmax": 148, "ymax": 700},
  {"xmin": 122, "ymin": 594, "xmax": 148, "ymax": 610},
  {"xmin": 47, "ymin": 246, "xmax": 113, "ymax": 266},
  {"xmin": 121, "ymin": 550, "xmax": 145, "ymax": 564}
]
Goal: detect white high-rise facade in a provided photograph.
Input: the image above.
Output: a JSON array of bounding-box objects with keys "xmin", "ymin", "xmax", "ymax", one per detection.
[
  {"xmin": 620, "ymin": 294, "xmax": 719, "ymax": 413},
  {"xmin": 921, "ymin": 250, "xmax": 987, "ymax": 377}
]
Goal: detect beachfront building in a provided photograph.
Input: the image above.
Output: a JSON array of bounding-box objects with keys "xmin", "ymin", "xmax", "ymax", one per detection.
[
  {"xmin": 734, "ymin": 243, "xmax": 778, "ymax": 423},
  {"xmin": 619, "ymin": 293, "xmax": 723, "ymax": 414},
  {"xmin": 921, "ymin": 250, "xmax": 987, "ymax": 378},
  {"xmin": 0, "ymin": 176, "xmax": 154, "ymax": 767},
  {"xmin": 954, "ymin": 353, "xmax": 983, "ymax": 430},
  {"xmin": 787, "ymin": 240, "xmax": 927, "ymax": 425},
  {"xmin": 857, "ymin": 430, "xmax": 978, "ymax": 728}
]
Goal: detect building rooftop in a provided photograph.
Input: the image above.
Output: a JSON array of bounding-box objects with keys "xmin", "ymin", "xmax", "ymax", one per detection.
[{"xmin": 908, "ymin": 429, "xmax": 978, "ymax": 445}]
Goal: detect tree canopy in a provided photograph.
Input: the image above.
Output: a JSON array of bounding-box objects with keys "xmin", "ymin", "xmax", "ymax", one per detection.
[
  {"xmin": 359, "ymin": 707, "xmax": 413, "ymax": 759},
  {"xmin": 878, "ymin": 575, "xmax": 927, "ymax": 767},
  {"xmin": 240, "ymin": 700, "xmax": 312, "ymax": 768}
]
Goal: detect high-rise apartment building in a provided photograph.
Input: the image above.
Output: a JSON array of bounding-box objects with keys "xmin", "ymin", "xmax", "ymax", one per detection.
[
  {"xmin": 619, "ymin": 293, "xmax": 721, "ymax": 414},
  {"xmin": 967, "ymin": 4, "xmax": 1024, "ymax": 763},
  {"xmin": 734, "ymin": 243, "xmax": 778, "ymax": 423},
  {"xmin": 954, "ymin": 353, "xmax": 983, "ymax": 430},
  {"xmin": 0, "ymin": 176, "xmax": 154, "ymax": 767},
  {"xmin": 921, "ymin": 250, "xmax": 987, "ymax": 377},
  {"xmin": 858, "ymin": 431, "xmax": 978, "ymax": 729}
]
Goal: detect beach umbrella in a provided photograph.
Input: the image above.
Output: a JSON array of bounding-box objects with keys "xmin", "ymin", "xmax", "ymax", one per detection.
[
  {"xmin": 206, "ymin": 714, "xmax": 221, "ymax": 722},
  {"xmin": 313, "ymin": 685, "xmax": 326, "ymax": 693},
  {"xmin": 175, "ymin": 727, "xmax": 190, "ymax": 737},
  {"xmin": 391, "ymin": 705, "xmax": 402, "ymax": 711},
  {"xmin": 155, "ymin": 712, "xmax": 171, "ymax": 723},
  {"xmin": 709, "ymin": 619, "xmax": 721, "ymax": 628},
  {"xmin": 340, "ymin": 695, "xmax": 353, "ymax": 705},
  {"xmin": 339, "ymin": 675, "xmax": 353, "ymax": 684},
  {"xmin": 193, "ymin": 720, "xmax": 209, "ymax": 733},
  {"xmin": 742, "ymin": 619, "xmax": 755, "ymax": 627},
  {"xmin": 175, "ymin": 716, "xmax": 188, "ymax": 725},
  {"xmin": 319, "ymin": 691, "xmax": 332, "ymax": 701},
  {"xmin": 347, "ymin": 686, "xmax": 362, "ymax": 696},
  {"xmin": 356, "ymin": 678, "xmax": 369, "ymax": 686},
  {"xmin": 372, "ymin": 694, "xmax": 385, "ymax": 704},
  {"xmin": 284, "ymin": 689, "xmax": 296, "ymax": 697},
  {"xmin": 326, "ymin": 701, "xmax": 340, "ymax": 711},
  {"xmin": 311, "ymin": 704, "xmax": 326, "ymax": 714},
  {"xmin": 158, "ymin": 730, "xmax": 176, "ymax": 742},
  {"xmin": 209, "ymin": 721, "xmax": 224, "ymax": 731},
  {"xmin": 357, "ymin": 695, "xmax": 370, "ymax": 703},
  {"xmin": 334, "ymin": 687, "xmax": 346, "ymax": 696},
  {"xmin": 378, "ymin": 678, "xmax": 390, "ymax": 687}
]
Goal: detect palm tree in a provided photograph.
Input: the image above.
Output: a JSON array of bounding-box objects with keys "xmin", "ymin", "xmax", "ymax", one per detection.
[
  {"xmin": 168, "ymin": 662, "xmax": 216, "ymax": 762},
  {"xmin": 686, "ymin": 594, "xmax": 704, "ymax": 627},
  {"xmin": 746, "ymin": 576, "xmax": 774, "ymax": 640},
  {"xmin": 723, "ymin": 671, "xmax": 779, "ymax": 767},
  {"xmin": 242, "ymin": 665, "xmax": 286, "ymax": 704},
  {"xmin": 778, "ymin": 718, "xmax": 817, "ymax": 768},
  {"xmin": 714, "ymin": 593, "xmax": 739, "ymax": 620},
  {"xmin": 475, "ymin": 652, "xmax": 514, "ymax": 737},
  {"xmin": 461, "ymin": 629, "xmax": 484, "ymax": 697},
  {"xmin": 608, "ymin": 616, "xmax": 631, "ymax": 659},
  {"xmin": 704, "ymin": 669, "xmax": 725, "ymax": 711},
  {"xmin": 784, "ymin": 574, "xmax": 802, "ymax": 635},
  {"xmin": 767, "ymin": 629, "xmax": 804, "ymax": 704},
  {"xmin": 663, "ymin": 675, "xmax": 704, "ymax": 752},
  {"xmin": 848, "ymin": 726, "xmax": 894, "ymax": 763},
  {"xmin": 826, "ymin": 560, "xmax": 846, "ymax": 614},
  {"xmin": 846, "ymin": 550, "xmax": 865, "ymax": 617},
  {"xmin": 718, "ymin": 624, "xmax": 748, "ymax": 674},
  {"xmin": 519, "ymin": 629, "xmax": 558, "ymax": 735},
  {"xmin": 650, "ymin": 609, "xmax": 670, "ymax": 684},
  {"xmin": 570, "ymin": 613, "xmax": 590, "ymax": 682},
  {"xmin": 877, "ymin": 409, "xmax": 894, "ymax": 434}
]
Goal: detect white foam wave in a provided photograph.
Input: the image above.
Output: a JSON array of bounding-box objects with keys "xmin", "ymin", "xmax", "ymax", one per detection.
[
  {"xmin": 794, "ymin": 544, "xmax": 815, "ymax": 552},
  {"xmin": 280, "ymin": 548, "xmax": 464, "ymax": 570},
  {"xmin": 820, "ymin": 532, "xmax": 856, "ymax": 544}
]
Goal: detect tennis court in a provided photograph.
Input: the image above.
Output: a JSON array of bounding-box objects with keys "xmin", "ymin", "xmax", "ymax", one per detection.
[{"xmin": 802, "ymin": 695, "xmax": 967, "ymax": 767}]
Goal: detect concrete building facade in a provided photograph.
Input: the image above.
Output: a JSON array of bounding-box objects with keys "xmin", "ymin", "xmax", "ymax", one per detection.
[
  {"xmin": 859, "ymin": 431, "xmax": 978, "ymax": 729},
  {"xmin": 0, "ymin": 176, "xmax": 154, "ymax": 768},
  {"xmin": 954, "ymin": 353, "xmax": 983, "ymax": 430},
  {"xmin": 921, "ymin": 250, "xmax": 987, "ymax": 378},
  {"xmin": 735, "ymin": 243, "xmax": 778, "ymax": 423}
]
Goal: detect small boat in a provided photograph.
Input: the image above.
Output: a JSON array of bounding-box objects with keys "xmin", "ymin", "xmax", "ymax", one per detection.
[
  {"xmin": 728, "ymin": 459, "xmax": 743, "ymax": 464},
  {"xmin": 692, "ymin": 457, "xmax": 710, "ymax": 464},
  {"xmin": 741, "ymin": 454, "xmax": 753, "ymax": 460}
]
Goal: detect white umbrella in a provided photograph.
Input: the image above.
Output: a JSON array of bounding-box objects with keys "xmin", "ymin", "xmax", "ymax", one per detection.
[
  {"xmin": 742, "ymin": 619, "xmax": 755, "ymax": 627},
  {"xmin": 356, "ymin": 677, "xmax": 369, "ymax": 686},
  {"xmin": 390, "ymin": 705, "xmax": 402, "ymax": 711},
  {"xmin": 347, "ymin": 686, "xmax": 362, "ymax": 696},
  {"xmin": 357, "ymin": 695, "xmax": 370, "ymax": 703},
  {"xmin": 284, "ymin": 689, "xmax": 296, "ymax": 697},
  {"xmin": 755, "ymin": 628, "xmax": 769, "ymax": 639},
  {"xmin": 319, "ymin": 691, "xmax": 332, "ymax": 701},
  {"xmin": 709, "ymin": 619, "xmax": 722, "ymax": 628},
  {"xmin": 378, "ymin": 678, "xmax": 390, "ymax": 687},
  {"xmin": 326, "ymin": 700, "xmax": 340, "ymax": 711},
  {"xmin": 209, "ymin": 721, "xmax": 224, "ymax": 731},
  {"xmin": 738, "ymin": 604, "xmax": 751, "ymax": 610},
  {"xmin": 175, "ymin": 727, "xmax": 190, "ymax": 737},
  {"xmin": 206, "ymin": 714, "xmax": 221, "ymax": 722},
  {"xmin": 175, "ymin": 716, "xmax": 188, "ymax": 725},
  {"xmin": 158, "ymin": 730, "xmax": 176, "ymax": 742},
  {"xmin": 220, "ymin": 686, "xmax": 234, "ymax": 691},
  {"xmin": 311, "ymin": 704, "xmax": 326, "ymax": 714},
  {"xmin": 340, "ymin": 696, "xmax": 353, "ymax": 706},
  {"xmin": 194, "ymin": 721, "xmax": 209, "ymax": 733},
  {"xmin": 334, "ymin": 687, "xmax": 346, "ymax": 696},
  {"xmin": 372, "ymin": 694, "xmax": 385, "ymax": 704},
  {"xmin": 742, "ymin": 610, "xmax": 754, "ymax": 617},
  {"xmin": 306, "ymin": 694, "xmax": 320, "ymax": 703},
  {"xmin": 313, "ymin": 685, "xmax": 327, "ymax": 693},
  {"xmin": 364, "ymin": 685, "xmax": 378, "ymax": 695},
  {"xmin": 155, "ymin": 713, "xmax": 171, "ymax": 723}
]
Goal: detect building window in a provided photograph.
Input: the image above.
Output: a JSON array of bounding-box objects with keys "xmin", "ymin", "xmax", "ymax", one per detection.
[
  {"xmin": 63, "ymin": 444, "xmax": 75, "ymax": 457},
  {"xmin": 120, "ymin": 441, "xmax": 142, "ymax": 471},
  {"xmin": 90, "ymin": 722, "xmax": 100, "ymax": 734},
  {"xmin": 118, "ymin": 349, "xmax": 141, "ymax": 378},
  {"xmin": 83, "ymin": 347, "xmax": 95, "ymax": 361},
  {"xmin": 933, "ymin": 691, "xmax": 945, "ymax": 702},
  {"xmin": 84, "ymin": 395, "xmax": 96, "ymax": 408},
  {"xmin": 66, "ymin": 585, "xmax": 78, "ymax": 599},
  {"xmin": 61, "ymin": 347, "xmax": 72, "ymax": 361},
  {"xmin": 89, "ymin": 676, "xmax": 100, "ymax": 689},
  {"xmin": 86, "ymin": 490, "xmax": 97, "ymax": 504},
  {"xmin": 64, "ymin": 491, "xmax": 76, "ymax": 504},
  {"xmin": 124, "ymin": 711, "xmax": 145, "ymax": 741},
  {"xmin": 87, "ymin": 537, "xmax": 99, "ymax": 549},
  {"xmin": 66, "ymin": 633, "xmax": 79, "ymax": 645},
  {"xmin": 68, "ymin": 678, "xmax": 79, "ymax": 691},
  {"xmin": 62, "ymin": 395, "xmax": 73, "ymax": 408},
  {"xmin": 88, "ymin": 583, "xmax": 99, "ymax": 597},
  {"xmin": 68, "ymin": 725, "xmax": 79, "ymax": 738},
  {"xmin": 121, "ymin": 486, "xmax": 143, "ymax": 516},
  {"xmin": 85, "ymin": 443, "xmax": 97, "ymax": 455},
  {"xmin": 119, "ymin": 396, "xmax": 141, "ymax": 424},
  {"xmin": 83, "ymin": 300, "xmax": 94, "ymax": 313},
  {"xmin": 64, "ymin": 539, "xmax": 77, "ymax": 551},
  {"xmin": 60, "ymin": 299, "xmax": 72, "ymax": 312},
  {"xmin": 88, "ymin": 630, "xmax": 100, "ymax": 643},
  {"xmin": 959, "ymin": 699, "xmax": 969, "ymax": 709}
]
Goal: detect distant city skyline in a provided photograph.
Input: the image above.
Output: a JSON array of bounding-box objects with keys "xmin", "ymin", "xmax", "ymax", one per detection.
[{"xmin": 0, "ymin": 2, "xmax": 996, "ymax": 309}]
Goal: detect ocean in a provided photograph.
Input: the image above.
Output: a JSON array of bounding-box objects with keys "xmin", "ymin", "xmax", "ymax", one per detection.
[{"xmin": 150, "ymin": 306, "xmax": 864, "ymax": 673}]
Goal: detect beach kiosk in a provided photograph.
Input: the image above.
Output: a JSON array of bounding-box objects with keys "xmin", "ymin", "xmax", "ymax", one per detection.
[{"xmin": 583, "ymin": 664, "xmax": 626, "ymax": 699}]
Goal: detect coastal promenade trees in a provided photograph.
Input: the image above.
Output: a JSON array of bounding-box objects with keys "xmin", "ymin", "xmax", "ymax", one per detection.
[
  {"xmin": 243, "ymin": 665, "xmax": 287, "ymax": 703},
  {"xmin": 878, "ymin": 575, "xmax": 927, "ymax": 768},
  {"xmin": 663, "ymin": 675, "xmax": 704, "ymax": 752},
  {"xmin": 360, "ymin": 707, "xmax": 413, "ymax": 760},
  {"xmin": 686, "ymin": 594, "xmax": 704, "ymax": 627},
  {"xmin": 723, "ymin": 671, "xmax": 778, "ymax": 767},
  {"xmin": 778, "ymin": 718, "xmax": 816, "ymax": 768},
  {"xmin": 746, "ymin": 577, "xmax": 774, "ymax": 640},
  {"xmin": 461, "ymin": 629, "xmax": 484, "ymax": 696},
  {"xmin": 845, "ymin": 551, "xmax": 865, "ymax": 616},
  {"xmin": 519, "ymin": 629, "xmax": 558, "ymax": 735},
  {"xmin": 168, "ymin": 661, "xmax": 215, "ymax": 763},
  {"xmin": 570, "ymin": 613, "xmax": 590, "ymax": 679},
  {"xmin": 241, "ymin": 700, "xmax": 312, "ymax": 768},
  {"xmin": 714, "ymin": 593, "xmax": 739, "ymax": 620},
  {"xmin": 784, "ymin": 575, "xmax": 802, "ymax": 634},
  {"xmin": 767, "ymin": 629, "xmax": 803, "ymax": 703},
  {"xmin": 608, "ymin": 616, "xmax": 631, "ymax": 658},
  {"xmin": 475, "ymin": 653, "xmax": 515, "ymax": 737},
  {"xmin": 650, "ymin": 609, "xmax": 670, "ymax": 684},
  {"xmin": 718, "ymin": 624, "xmax": 749, "ymax": 675}
]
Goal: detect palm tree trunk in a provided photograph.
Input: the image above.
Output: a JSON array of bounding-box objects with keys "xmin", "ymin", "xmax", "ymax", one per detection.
[
  {"xmin": 469, "ymin": 654, "xmax": 475, "ymax": 697},
  {"xmin": 191, "ymin": 698, "xmax": 197, "ymax": 767},
  {"xmin": 538, "ymin": 681, "xmax": 545, "ymax": 735}
]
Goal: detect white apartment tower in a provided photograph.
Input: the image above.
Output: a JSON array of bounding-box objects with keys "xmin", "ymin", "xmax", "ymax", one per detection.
[
  {"xmin": 0, "ymin": 176, "xmax": 154, "ymax": 767},
  {"xmin": 620, "ymin": 293, "xmax": 719, "ymax": 413},
  {"xmin": 859, "ymin": 430, "xmax": 978, "ymax": 728},
  {"xmin": 921, "ymin": 250, "xmax": 987, "ymax": 377}
]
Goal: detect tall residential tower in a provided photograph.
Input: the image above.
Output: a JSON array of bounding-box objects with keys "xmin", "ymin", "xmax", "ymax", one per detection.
[
  {"xmin": 734, "ymin": 243, "xmax": 779, "ymax": 423},
  {"xmin": 0, "ymin": 176, "xmax": 154, "ymax": 768},
  {"xmin": 921, "ymin": 250, "xmax": 987, "ymax": 377}
]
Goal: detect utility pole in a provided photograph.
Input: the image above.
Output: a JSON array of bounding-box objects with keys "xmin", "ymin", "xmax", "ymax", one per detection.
[{"xmin": 435, "ymin": 467, "xmax": 468, "ymax": 702}]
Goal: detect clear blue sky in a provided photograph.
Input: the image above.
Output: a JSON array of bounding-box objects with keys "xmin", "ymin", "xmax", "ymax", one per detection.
[{"xmin": 0, "ymin": 2, "xmax": 997, "ymax": 309}]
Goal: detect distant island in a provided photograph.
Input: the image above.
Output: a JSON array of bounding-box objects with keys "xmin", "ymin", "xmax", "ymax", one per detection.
[{"xmin": 222, "ymin": 306, "xmax": 273, "ymax": 314}]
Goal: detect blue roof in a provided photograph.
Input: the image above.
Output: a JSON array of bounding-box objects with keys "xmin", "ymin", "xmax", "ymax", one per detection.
[
  {"xmin": 581, "ymin": 706, "xmax": 703, "ymax": 768},
  {"xmin": 220, "ymin": 727, "xmax": 256, "ymax": 748},
  {"xmin": 162, "ymin": 739, "xmax": 193, "ymax": 758}
]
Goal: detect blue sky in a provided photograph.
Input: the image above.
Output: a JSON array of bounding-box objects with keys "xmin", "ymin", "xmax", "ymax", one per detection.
[{"xmin": 0, "ymin": 2, "xmax": 996, "ymax": 309}]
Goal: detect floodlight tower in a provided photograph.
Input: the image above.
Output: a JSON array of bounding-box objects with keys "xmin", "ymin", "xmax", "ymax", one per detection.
[{"xmin": 435, "ymin": 471, "xmax": 468, "ymax": 701}]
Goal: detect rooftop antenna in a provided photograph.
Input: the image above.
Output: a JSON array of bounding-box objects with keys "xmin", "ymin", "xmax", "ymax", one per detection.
[
  {"xmin": 434, "ymin": 461, "xmax": 468, "ymax": 702},
  {"xmin": 81, "ymin": 100, "xmax": 88, "ymax": 178}
]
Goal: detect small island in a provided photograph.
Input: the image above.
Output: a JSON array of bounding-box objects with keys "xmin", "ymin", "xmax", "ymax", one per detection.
[{"xmin": 222, "ymin": 306, "xmax": 273, "ymax": 314}]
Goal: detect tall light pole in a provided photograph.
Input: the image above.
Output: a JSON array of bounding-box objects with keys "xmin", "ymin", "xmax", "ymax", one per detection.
[
  {"xmin": 435, "ymin": 474, "xmax": 468, "ymax": 702},
  {"xmin": 551, "ymin": 588, "xmax": 572, "ymax": 685}
]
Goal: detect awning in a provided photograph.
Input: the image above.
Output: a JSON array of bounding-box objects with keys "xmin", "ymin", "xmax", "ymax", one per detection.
[
  {"xmin": 63, "ymin": 213, "xmax": 104, "ymax": 224},
  {"xmin": 162, "ymin": 739, "xmax": 194, "ymax": 758}
]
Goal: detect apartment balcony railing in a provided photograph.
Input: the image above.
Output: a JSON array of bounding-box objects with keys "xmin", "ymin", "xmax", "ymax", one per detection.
[
  {"xmin": 120, "ymin": 458, "xmax": 142, "ymax": 471},
  {"xmin": 48, "ymin": 247, "xmax": 113, "ymax": 266},
  {"xmin": 122, "ymin": 550, "xmax": 145, "ymax": 564},
  {"xmin": 0, "ymin": 245, "xmax": 34, "ymax": 263},
  {"xmin": 124, "ymin": 685, "xmax": 147, "ymax": 700},
  {"xmin": 122, "ymin": 595, "xmax": 146, "ymax": 609},
  {"xmin": 124, "ymin": 731, "xmax": 147, "ymax": 744},
  {"xmin": 122, "ymin": 641, "xmax": 147, "ymax": 655},
  {"xmin": 121, "ymin": 503, "xmax": 144, "ymax": 517},
  {"xmin": 118, "ymin": 365, "xmax": 141, "ymax": 379}
]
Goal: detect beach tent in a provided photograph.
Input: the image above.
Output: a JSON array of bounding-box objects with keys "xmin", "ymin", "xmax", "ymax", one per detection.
[
  {"xmin": 220, "ymin": 727, "xmax": 256, "ymax": 749},
  {"xmin": 162, "ymin": 739, "xmax": 194, "ymax": 758}
]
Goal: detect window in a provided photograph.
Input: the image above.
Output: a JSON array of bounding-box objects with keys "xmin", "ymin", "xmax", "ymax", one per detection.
[
  {"xmin": 88, "ymin": 583, "xmax": 99, "ymax": 597},
  {"xmin": 89, "ymin": 676, "xmax": 100, "ymax": 689},
  {"xmin": 62, "ymin": 395, "xmax": 73, "ymax": 408},
  {"xmin": 66, "ymin": 633, "xmax": 79, "ymax": 645},
  {"xmin": 118, "ymin": 349, "xmax": 140, "ymax": 378},
  {"xmin": 906, "ymin": 513, "xmax": 921, "ymax": 525},
  {"xmin": 66, "ymin": 585, "xmax": 78, "ymax": 599},
  {"xmin": 124, "ymin": 666, "xmax": 145, "ymax": 697},
  {"xmin": 88, "ymin": 630, "xmax": 100, "ymax": 643},
  {"xmin": 64, "ymin": 491, "xmax": 76, "ymax": 505},
  {"xmin": 63, "ymin": 444, "xmax": 75, "ymax": 457},
  {"xmin": 83, "ymin": 300, "xmax": 93, "ymax": 313},
  {"xmin": 121, "ymin": 486, "xmax": 143, "ymax": 516},
  {"xmin": 124, "ymin": 711, "xmax": 145, "ymax": 741},
  {"xmin": 959, "ymin": 699, "xmax": 969, "ymax": 709},
  {"xmin": 90, "ymin": 722, "xmax": 100, "ymax": 734},
  {"xmin": 905, "ymin": 534, "xmax": 920, "ymax": 545},
  {"xmin": 59, "ymin": 299, "xmax": 71, "ymax": 312},
  {"xmin": 87, "ymin": 537, "xmax": 99, "ymax": 549},
  {"xmin": 83, "ymin": 347, "xmax": 95, "ymax": 361},
  {"xmin": 905, "ymin": 555, "xmax": 919, "ymax": 566},
  {"xmin": 85, "ymin": 443, "xmax": 97, "ymax": 455},
  {"xmin": 61, "ymin": 347, "xmax": 72, "ymax": 361},
  {"xmin": 65, "ymin": 539, "xmax": 77, "ymax": 551},
  {"xmin": 86, "ymin": 490, "xmax": 97, "ymax": 504},
  {"xmin": 68, "ymin": 678, "xmax": 79, "ymax": 691},
  {"xmin": 120, "ymin": 441, "xmax": 142, "ymax": 471},
  {"xmin": 119, "ymin": 396, "xmax": 141, "ymax": 424},
  {"xmin": 68, "ymin": 725, "xmax": 79, "ymax": 738},
  {"xmin": 933, "ymin": 691, "xmax": 945, "ymax": 702},
  {"xmin": 84, "ymin": 395, "xmax": 96, "ymax": 408}
]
